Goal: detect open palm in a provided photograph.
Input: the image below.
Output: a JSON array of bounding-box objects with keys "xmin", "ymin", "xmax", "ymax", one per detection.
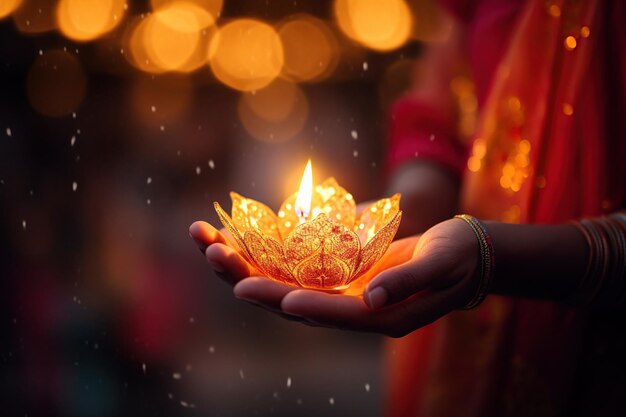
[{"xmin": 190, "ymin": 217, "xmax": 477, "ymax": 337}]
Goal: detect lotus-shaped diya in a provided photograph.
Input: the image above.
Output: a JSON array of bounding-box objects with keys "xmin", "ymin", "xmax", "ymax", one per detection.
[{"xmin": 214, "ymin": 160, "xmax": 402, "ymax": 291}]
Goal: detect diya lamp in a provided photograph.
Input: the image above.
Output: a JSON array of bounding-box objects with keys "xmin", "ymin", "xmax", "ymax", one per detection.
[{"xmin": 214, "ymin": 160, "xmax": 402, "ymax": 291}]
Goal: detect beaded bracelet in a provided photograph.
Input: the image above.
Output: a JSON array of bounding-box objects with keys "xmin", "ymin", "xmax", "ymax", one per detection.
[{"xmin": 454, "ymin": 214, "xmax": 495, "ymax": 309}]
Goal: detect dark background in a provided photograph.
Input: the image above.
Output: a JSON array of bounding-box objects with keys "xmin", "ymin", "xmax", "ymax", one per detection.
[{"xmin": 0, "ymin": 0, "xmax": 435, "ymax": 415}]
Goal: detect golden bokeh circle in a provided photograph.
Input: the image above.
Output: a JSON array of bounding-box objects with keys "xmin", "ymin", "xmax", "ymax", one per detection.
[
  {"xmin": 334, "ymin": 0, "xmax": 413, "ymax": 51},
  {"xmin": 150, "ymin": 0, "xmax": 223, "ymax": 18},
  {"xmin": 56, "ymin": 0, "xmax": 126, "ymax": 42},
  {"xmin": 12, "ymin": 0, "xmax": 57, "ymax": 33},
  {"xmin": 0, "ymin": 0, "xmax": 22, "ymax": 19},
  {"xmin": 278, "ymin": 14, "xmax": 339, "ymax": 83},
  {"xmin": 238, "ymin": 79, "xmax": 308, "ymax": 143},
  {"xmin": 125, "ymin": 2, "xmax": 216, "ymax": 74},
  {"xmin": 208, "ymin": 19, "xmax": 284, "ymax": 91}
]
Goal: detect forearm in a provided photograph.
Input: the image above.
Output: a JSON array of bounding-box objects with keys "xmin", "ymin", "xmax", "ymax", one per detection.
[
  {"xmin": 485, "ymin": 221, "xmax": 589, "ymax": 301},
  {"xmin": 388, "ymin": 161, "xmax": 460, "ymax": 237}
]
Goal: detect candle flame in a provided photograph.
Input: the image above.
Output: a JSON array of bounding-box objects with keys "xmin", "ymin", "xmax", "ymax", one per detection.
[{"xmin": 295, "ymin": 159, "xmax": 313, "ymax": 221}]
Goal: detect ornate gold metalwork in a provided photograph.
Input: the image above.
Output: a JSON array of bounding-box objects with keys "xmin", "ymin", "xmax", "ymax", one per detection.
[{"xmin": 214, "ymin": 178, "xmax": 402, "ymax": 290}]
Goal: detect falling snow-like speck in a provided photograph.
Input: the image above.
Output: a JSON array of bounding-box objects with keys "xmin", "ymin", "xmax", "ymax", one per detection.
[
  {"xmin": 208, "ymin": 159, "xmax": 215, "ymax": 169},
  {"xmin": 147, "ymin": 177, "xmax": 152, "ymax": 184},
  {"xmin": 72, "ymin": 182, "xmax": 77, "ymax": 191},
  {"xmin": 287, "ymin": 377, "xmax": 292, "ymax": 388},
  {"xmin": 22, "ymin": 220, "xmax": 26, "ymax": 229},
  {"xmin": 196, "ymin": 166, "xmax": 201, "ymax": 175},
  {"xmin": 71, "ymin": 135, "xmax": 76, "ymax": 146},
  {"xmin": 329, "ymin": 397, "xmax": 335, "ymax": 405},
  {"xmin": 160, "ymin": 125, "xmax": 165, "ymax": 131},
  {"xmin": 151, "ymin": 105, "xmax": 156, "ymax": 113},
  {"xmin": 6, "ymin": 128, "xmax": 11, "ymax": 137},
  {"xmin": 38, "ymin": 49, "xmax": 43, "ymax": 56},
  {"xmin": 72, "ymin": 112, "xmax": 77, "ymax": 119},
  {"xmin": 363, "ymin": 61, "xmax": 368, "ymax": 71},
  {"xmin": 351, "ymin": 130, "xmax": 358, "ymax": 140},
  {"xmin": 429, "ymin": 134, "xmax": 435, "ymax": 142},
  {"xmin": 142, "ymin": 363, "xmax": 146, "ymax": 374},
  {"xmin": 180, "ymin": 400, "xmax": 195, "ymax": 408},
  {"xmin": 209, "ymin": 345, "xmax": 215, "ymax": 354},
  {"xmin": 146, "ymin": 199, "xmax": 151, "ymax": 205},
  {"xmin": 353, "ymin": 150, "xmax": 359, "ymax": 157},
  {"xmin": 172, "ymin": 372, "xmax": 182, "ymax": 380},
  {"xmin": 365, "ymin": 383, "xmax": 371, "ymax": 392},
  {"xmin": 239, "ymin": 369, "xmax": 245, "ymax": 380}
]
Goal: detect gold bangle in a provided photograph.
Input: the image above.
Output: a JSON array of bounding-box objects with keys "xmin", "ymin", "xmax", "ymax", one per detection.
[
  {"xmin": 572, "ymin": 213, "xmax": 626, "ymax": 307},
  {"xmin": 454, "ymin": 214, "xmax": 495, "ymax": 309}
]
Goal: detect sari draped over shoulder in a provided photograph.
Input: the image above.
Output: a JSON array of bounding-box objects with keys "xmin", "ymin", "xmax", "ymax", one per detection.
[{"xmin": 385, "ymin": 0, "xmax": 626, "ymax": 416}]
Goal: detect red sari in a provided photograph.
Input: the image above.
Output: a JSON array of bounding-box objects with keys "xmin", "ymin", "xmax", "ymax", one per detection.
[{"xmin": 385, "ymin": 0, "xmax": 626, "ymax": 416}]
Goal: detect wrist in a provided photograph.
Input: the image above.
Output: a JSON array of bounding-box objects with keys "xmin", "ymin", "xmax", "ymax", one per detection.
[{"xmin": 454, "ymin": 214, "xmax": 495, "ymax": 309}]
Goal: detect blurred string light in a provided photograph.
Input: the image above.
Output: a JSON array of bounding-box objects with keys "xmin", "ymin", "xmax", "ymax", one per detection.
[
  {"xmin": 237, "ymin": 79, "xmax": 308, "ymax": 143},
  {"xmin": 277, "ymin": 14, "xmax": 339, "ymax": 83},
  {"xmin": 208, "ymin": 19, "xmax": 284, "ymax": 91},
  {"xmin": 0, "ymin": 0, "xmax": 22, "ymax": 19},
  {"xmin": 12, "ymin": 0, "xmax": 57, "ymax": 33},
  {"xmin": 56, "ymin": 0, "xmax": 126, "ymax": 42},
  {"xmin": 150, "ymin": 0, "xmax": 223, "ymax": 18},
  {"xmin": 125, "ymin": 1, "xmax": 217, "ymax": 73},
  {"xmin": 333, "ymin": 0, "xmax": 413, "ymax": 51},
  {"xmin": 27, "ymin": 49, "xmax": 87, "ymax": 117}
]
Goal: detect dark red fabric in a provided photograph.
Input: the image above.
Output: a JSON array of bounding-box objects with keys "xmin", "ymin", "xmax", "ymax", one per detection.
[{"xmin": 384, "ymin": 0, "xmax": 626, "ymax": 416}]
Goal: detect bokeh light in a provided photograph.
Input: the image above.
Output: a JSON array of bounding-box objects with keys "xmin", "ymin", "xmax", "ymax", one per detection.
[
  {"xmin": 26, "ymin": 50, "xmax": 87, "ymax": 117},
  {"xmin": 56, "ymin": 0, "xmax": 126, "ymax": 42},
  {"xmin": 12, "ymin": 0, "xmax": 57, "ymax": 33},
  {"xmin": 237, "ymin": 79, "xmax": 308, "ymax": 143},
  {"xmin": 334, "ymin": 0, "xmax": 413, "ymax": 51},
  {"xmin": 126, "ymin": 2, "xmax": 216, "ymax": 73},
  {"xmin": 125, "ymin": 17, "xmax": 162, "ymax": 74},
  {"xmin": 151, "ymin": 0, "xmax": 223, "ymax": 18},
  {"xmin": 208, "ymin": 19, "xmax": 284, "ymax": 91},
  {"xmin": 278, "ymin": 14, "xmax": 339, "ymax": 83},
  {"xmin": 0, "ymin": 0, "xmax": 22, "ymax": 19}
]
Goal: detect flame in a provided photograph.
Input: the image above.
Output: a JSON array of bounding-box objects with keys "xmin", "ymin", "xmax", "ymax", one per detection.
[{"xmin": 295, "ymin": 159, "xmax": 313, "ymax": 221}]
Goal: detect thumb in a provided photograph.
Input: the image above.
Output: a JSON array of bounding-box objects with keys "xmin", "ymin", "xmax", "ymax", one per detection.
[{"xmin": 364, "ymin": 251, "xmax": 453, "ymax": 309}]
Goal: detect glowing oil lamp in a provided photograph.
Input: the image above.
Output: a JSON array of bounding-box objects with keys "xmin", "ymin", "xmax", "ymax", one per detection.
[{"xmin": 214, "ymin": 160, "xmax": 402, "ymax": 290}]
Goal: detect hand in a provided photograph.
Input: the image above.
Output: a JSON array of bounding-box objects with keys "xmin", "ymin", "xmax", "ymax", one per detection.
[
  {"xmin": 189, "ymin": 221, "xmax": 259, "ymax": 286},
  {"xmin": 189, "ymin": 220, "xmax": 418, "ymax": 321},
  {"xmin": 190, "ymin": 218, "xmax": 480, "ymax": 337}
]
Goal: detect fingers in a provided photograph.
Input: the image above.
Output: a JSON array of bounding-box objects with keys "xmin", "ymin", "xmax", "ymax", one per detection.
[
  {"xmin": 281, "ymin": 290, "xmax": 376, "ymax": 331},
  {"xmin": 205, "ymin": 243, "xmax": 253, "ymax": 286},
  {"xmin": 234, "ymin": 277, "xmax": 313, "ymax": 323},
  {"xmin": 189, "ymin": 221, "xmax": 227, "ymax": 253},
  {"xmin": 281, "ymin": 287, "xmax": 459, "ymax": 337},
  {"xmin": 364, "ymin": 250, "xmax": 454, "ymax": 309},
  {"xmin": 234, "ymin": 277, "xmax": 297, "ymax": 311}
]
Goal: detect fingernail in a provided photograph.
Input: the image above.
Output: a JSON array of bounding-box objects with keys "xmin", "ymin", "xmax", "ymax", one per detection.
[
  {"xmin": 365, "ymin": 287, "xmax": 388, "ymax": 309},
  {"xmin": 207, "ymin": 260, "xmax": 224, "ymax": 273}
]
